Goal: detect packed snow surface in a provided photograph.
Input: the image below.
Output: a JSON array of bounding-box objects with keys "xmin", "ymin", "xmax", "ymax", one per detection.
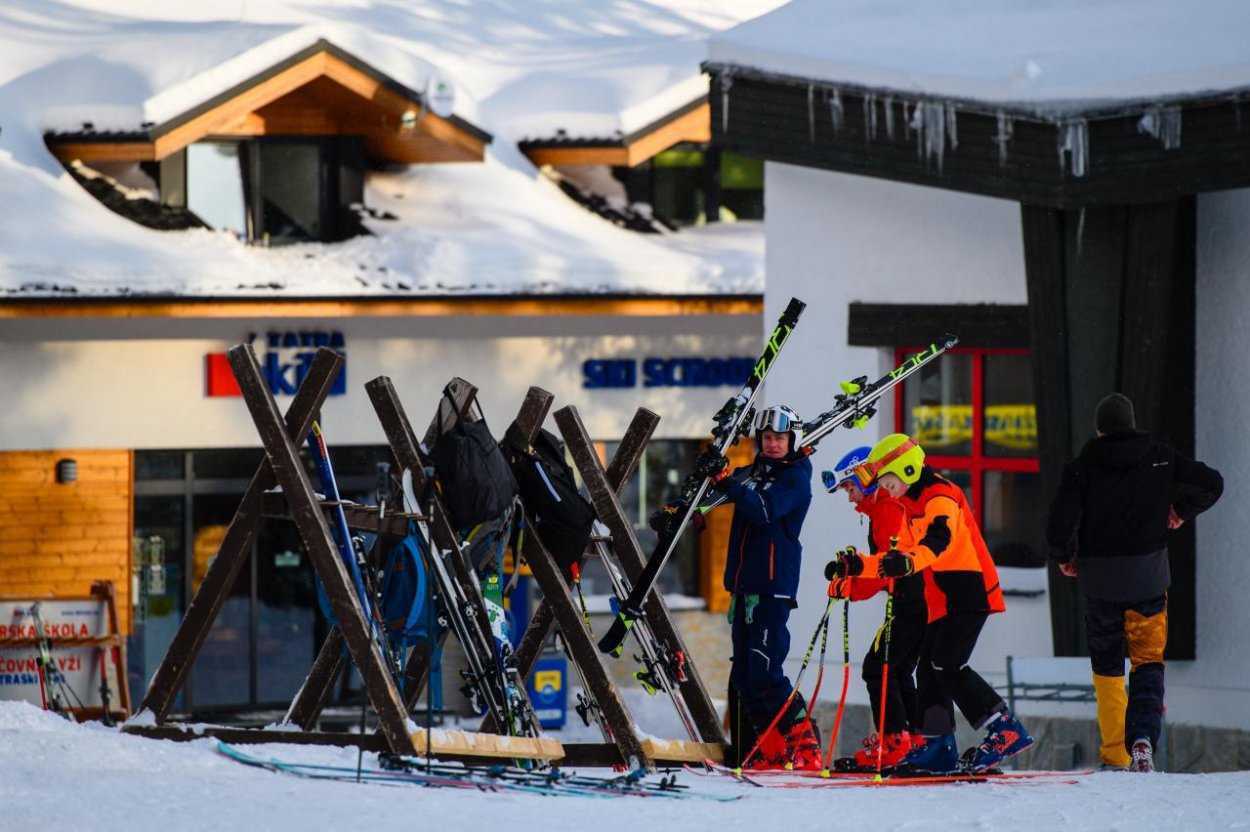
[{"xmin": 4, "ymin": 701, "xmax": 1249, "ymax": 831}]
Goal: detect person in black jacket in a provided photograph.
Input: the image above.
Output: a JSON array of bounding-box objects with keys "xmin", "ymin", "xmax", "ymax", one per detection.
[
  {"xmin": 714, "ymin": 405, "xmax": 816, "ymax": 770},
  {"xmin": 1047, "ymin": 392, "xmax": 1222, "ymax": 772}
]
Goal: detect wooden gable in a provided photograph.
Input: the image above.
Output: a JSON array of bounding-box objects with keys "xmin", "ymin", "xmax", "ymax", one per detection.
[{"xmin": 46, "ymin": 40, "xmax": 490, "ymax": 166}]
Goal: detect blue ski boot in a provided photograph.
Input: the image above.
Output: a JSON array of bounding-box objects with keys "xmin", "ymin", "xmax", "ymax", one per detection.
[
  {"xmin": 964, "ymin": 712, "xmax": 1034, "ymax": 773},
  {"xmin": 893, "ymin": 733, "xmax": 959, "ymax": 776}
]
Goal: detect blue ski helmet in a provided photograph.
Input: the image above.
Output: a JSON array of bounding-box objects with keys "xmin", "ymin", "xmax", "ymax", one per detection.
[{"xmin": 828, "ymin": 446, "xmax": 876, "ymax": 495}]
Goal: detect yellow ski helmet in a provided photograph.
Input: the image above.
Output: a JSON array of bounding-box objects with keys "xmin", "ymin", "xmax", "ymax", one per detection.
[{"xmin": 857, "ymin": 433, "xmax": 925, "ymax": 487}]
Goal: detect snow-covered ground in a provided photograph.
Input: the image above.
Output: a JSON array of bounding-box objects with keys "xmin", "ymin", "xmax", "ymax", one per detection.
[{"xmin": 5, "ymin": 700, "xmax": 1249, "ymax": 831}]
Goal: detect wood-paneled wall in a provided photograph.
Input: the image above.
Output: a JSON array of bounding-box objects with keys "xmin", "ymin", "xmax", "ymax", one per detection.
[{"xmin": 0, "ymin": 450, "xmax": 133, "ymax": 633}]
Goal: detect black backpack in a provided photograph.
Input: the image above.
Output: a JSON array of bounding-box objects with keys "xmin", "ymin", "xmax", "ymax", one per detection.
[
  {"xmin": 429, "ymin": 388, "xmax": 518, "ymax": 532},
  {"xmin": 505, "ymin": 426, "xmax": 595, "ymax": 570}
]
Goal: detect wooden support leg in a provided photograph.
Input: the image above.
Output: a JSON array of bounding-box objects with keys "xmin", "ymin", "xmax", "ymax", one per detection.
[
  {"xmin": 554, "ymin": 405, "xmax": 728, "ymax": 745},
  {"xmin": 135, "ymin": 349, "xmax": 342, "ymax": 721},
  {"xmin": 487, "ymin": 387, "xmax": 651, "ymax": 769},
  {"xmin": 227, "ymin": 345, "xmax": 414, "ymax": 754}
]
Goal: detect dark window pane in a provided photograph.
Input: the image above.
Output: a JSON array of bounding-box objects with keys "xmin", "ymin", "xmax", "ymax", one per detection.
[
  {"xmin": 190, "ymin": 493, "xmax": 251, "ymax": 709},
  {"xmin": 259, "ymin": 142, "xmax": 323, "ymax": 242},
  {"xmin": 903, "ymin": 352, "xmax": 973, "ymax": 456},
  {"xmin": 255, "ymin": 519, "xmax": 317, "ymax": 704},
  {"xmin": 984, "ymin": 354, "xmax": 1037, "ymax": 458},
  {"xmin": 130, "ymin": 495, "xmax": 186, "ymax": 709},
  {"xmin": 135, "ymin": 451, "xmax": 185, "ymax": 481},
  {"xmin": 983, "ymin": 470, "xmax": 1046, "ymax": 567},
  {"xmin": 192, "ymin": 448, "xmax": 265, "ymax": 480}
]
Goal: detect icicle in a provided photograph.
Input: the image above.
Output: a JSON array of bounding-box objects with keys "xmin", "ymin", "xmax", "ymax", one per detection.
[
  {"xmin": 902, "ymin": 101, "xmax": 912, "ymax": 138},
  {"xmin": 994, "ymin": 112, "xmax": 1014, "ymax": 166},
  {"xmin": 719, "ymin": 73, "xmax": 733, "ymax": 134},
  {"xmin": 910, "ymin": 100, "xmax": 956, "ymax": 172},
  {"xmin": 883, "ymin": 96, "xmax": 896, "ymax": 141},
  {"xmin": 829, "ymin": 89, "xmax": 844, "ymax": 137},
  {"xmin": 808, "ymin": 84, "xmax": 816, "ymax": 143},
  {"xmin": 1137, "ymin": 106, "xmax": 1182, "ymax": 150},
  {"xmin": 1076, "ymin": 206, "xmax": 1087, "ymax": 258},
  {"xmin": 863, "ymin": 94, "xmax": 878, "ymax": 142},
  {"xmin": 1057, "ymin": 119, "xmax": 1089, "ymax": 178}
]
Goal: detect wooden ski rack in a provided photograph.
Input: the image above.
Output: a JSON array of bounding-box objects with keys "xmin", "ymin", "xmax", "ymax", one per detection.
[
  {"xmin": 497, "ymin": 388, "xmax": 728, "ymax": 768},
  {"xmin": 124, "ymin": 346, "xmax": 558, "ymax": 764}
]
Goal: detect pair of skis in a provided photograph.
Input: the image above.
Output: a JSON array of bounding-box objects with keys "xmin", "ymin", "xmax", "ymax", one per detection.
[
  {"xmin": 596, "ymin": 294, "xmax": 958, "ymax": 658},
  {"xmin": 686, "ymin": 760, "xmax": 1088, "ymax": 788}
]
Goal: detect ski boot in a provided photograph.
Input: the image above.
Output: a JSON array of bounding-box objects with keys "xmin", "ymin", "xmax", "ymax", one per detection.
[
  {"xmin": 1129, "ymin": 738, "xmax": 1154, "ymax": 773},
  {"xmin": 780, "ymin": 718, "xmax": 823, "ymax": 771},
  {"xmin": 963, "ymin": 712, "xmax": 1035, "ymax": 773},
  {"xmin": 893, "ymin": 732, "xmax": 959, "ymax": 776},
  {"xmin": 744, "ymin": 725, "xmax": 790, "ymax": 771},
  {"xmin": 834, "ymin": 731, "xmax": 915, "ymax": 772}
]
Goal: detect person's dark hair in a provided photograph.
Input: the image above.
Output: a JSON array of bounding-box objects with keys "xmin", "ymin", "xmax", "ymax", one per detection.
[{"xmin": 1095, "ymin": 392, "xmax": 1135, "ymax": 434}]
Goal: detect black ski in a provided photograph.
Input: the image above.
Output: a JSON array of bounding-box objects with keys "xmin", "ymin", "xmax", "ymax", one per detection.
[{"xmin": 597, "ymin": 297, "xmax": 806, "ymax": 657}]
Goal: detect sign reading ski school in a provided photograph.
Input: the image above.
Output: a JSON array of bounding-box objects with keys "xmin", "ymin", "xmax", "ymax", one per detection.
[
  {"xmin": 583, "ymin": 356, "xmax": 756, "ymax": 389},
  {"xmin": 206, "ymin": 331, "xmax": 347, "ymax": 397},
  {"xmin": 0, "ymin": 600, "xmax": 112, "ymax": 708}
]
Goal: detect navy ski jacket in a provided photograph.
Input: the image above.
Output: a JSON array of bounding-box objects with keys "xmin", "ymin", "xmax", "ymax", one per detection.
[{"xmin": 720, "ymin": 453, "xmax": 813, "ymax": 602}]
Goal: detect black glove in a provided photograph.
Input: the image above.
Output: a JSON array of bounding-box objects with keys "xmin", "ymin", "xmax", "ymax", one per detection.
[
  {"xmin": 648, "ymin": 500, "xmax": 688, "ymax": 535},
  {"xmin": 694, "ymin": 448, "xmax": 730, "ymax": 479},
  {"xmin": 825, "ymin": 549, "xmax": 864, "ymax": 579},
  {"xmin": 879, "ymin": 551, "xmax": 915, "ymax": 578}
]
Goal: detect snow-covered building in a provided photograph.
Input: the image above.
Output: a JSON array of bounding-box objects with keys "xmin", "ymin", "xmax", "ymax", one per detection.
[
  {"xmin": 0, "ymin": 1, "xmax": 786, "ymax": 714},
  {"xmin": 708, "ymin": 0, "xmax": 1250, "ymax": 745}
]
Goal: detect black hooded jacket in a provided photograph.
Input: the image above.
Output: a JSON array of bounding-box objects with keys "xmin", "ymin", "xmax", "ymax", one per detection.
[{"xmin": 1046, "ymin": 429, "xmax": 1223, "ymax": 602}]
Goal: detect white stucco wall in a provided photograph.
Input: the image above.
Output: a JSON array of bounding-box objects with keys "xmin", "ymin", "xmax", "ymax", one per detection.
[
  {"xmin": 761, "ymin": 163, "xmax": 1050, "ymax": 711},
  {"xmin": 0, "ymin": 313, "xmax": 760, "ymax": 450},
  {"xmin": 1167, "ymin": 188, "xmax": 1250, "ymax": 727}
]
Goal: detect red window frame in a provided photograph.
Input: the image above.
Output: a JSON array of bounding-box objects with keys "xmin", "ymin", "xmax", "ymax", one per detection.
[{"xmin": 893, "ymin": 346, "xmax": 1039, "ymax": 523}]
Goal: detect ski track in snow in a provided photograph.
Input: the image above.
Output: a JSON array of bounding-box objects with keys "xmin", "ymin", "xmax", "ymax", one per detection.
[{"xmin": 3, "ymin": 702, "xmax": 1249, "ymax": 831}]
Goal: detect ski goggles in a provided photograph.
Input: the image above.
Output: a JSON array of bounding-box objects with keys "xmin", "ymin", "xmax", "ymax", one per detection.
[
  {"xmin": 850, "ymin": 438, "xmax": 919, "ymax": 488},
  {"xmin": 753, "ymin": 408, "xmax": 799, "ymax": 435}
]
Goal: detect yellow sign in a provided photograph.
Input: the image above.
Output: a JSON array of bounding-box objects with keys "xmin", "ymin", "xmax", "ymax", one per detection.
[
  {"xmin": 534, "ymin": 670, "xmax": 563, "ymax": 693},
  {"xmin": 910, "ymin": 404, "xmax": 1037, "ymax": 452}
]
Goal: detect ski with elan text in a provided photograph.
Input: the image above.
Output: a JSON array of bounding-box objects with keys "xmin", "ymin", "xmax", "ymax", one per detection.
[{"xmin": 597, "ymin": 298, "xmax": 806, "ymax": 657}]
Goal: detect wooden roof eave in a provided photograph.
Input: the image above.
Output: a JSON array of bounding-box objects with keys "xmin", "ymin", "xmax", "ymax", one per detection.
[
  {"xmin": 44, "ymin": 40, "xmax": 489, "ymax": 166},
  {"xmin": 523, "ymin": 100, "xmax": 711, "ymax": 168}
]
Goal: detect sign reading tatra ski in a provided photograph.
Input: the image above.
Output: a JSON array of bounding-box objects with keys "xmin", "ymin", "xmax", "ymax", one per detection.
[{"xmin": 597, "ymin": 297, "xmax": 807, "ymax": 658}]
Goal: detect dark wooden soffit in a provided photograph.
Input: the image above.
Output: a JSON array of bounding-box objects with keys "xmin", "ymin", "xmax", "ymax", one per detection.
[
  {"xmin": 705, "ymin": 63, "xmax": 1250, "ymax": 208},
  {"xmin": 848, "ymin": 303, "xmax": 1030, "ymax": 349}
]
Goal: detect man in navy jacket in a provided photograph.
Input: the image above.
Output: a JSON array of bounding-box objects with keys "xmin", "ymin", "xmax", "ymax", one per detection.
[{"xmin": 717, "ymin": 405, "xmax": 815, "ymax": 769}]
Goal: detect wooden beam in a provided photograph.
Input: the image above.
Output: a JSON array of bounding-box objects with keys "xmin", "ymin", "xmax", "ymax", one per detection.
[
  {"xmin": 486, "ymin": 387, "xmax": 652, "ymax": 769},
  {"xmin": 225, "ymin": 344, "xmax": 414, "ymax": 754},
  {"xmin": 136, "ymin": 348, "xmax": 342, "ymax": 720},
  {"xmin": 0, "ymin": 296, "xmax": 762, "ymax": 321},
  {"xmin": 47, "ymin": 142, "xmax": 156, "ymax": 163},
  {"xmin": 409, "ymin": 728, "xmax": 564, "ymax": 761},
  {"xmin": 522, "ymin": 102, "xmax": 711, "ymax": 169},
  {"xmin": 553, "ymin": 405, "xmax": 727, "ymax": 745}
]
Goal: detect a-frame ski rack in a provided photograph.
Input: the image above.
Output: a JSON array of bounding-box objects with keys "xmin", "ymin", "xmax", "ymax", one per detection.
[
  {"xmin": 123, "ymin": 347, "xmax": 561, "ymax": 763},
  {"xmin": 494, "ymin": 388, "xmax": 729, "ymax": 768}
]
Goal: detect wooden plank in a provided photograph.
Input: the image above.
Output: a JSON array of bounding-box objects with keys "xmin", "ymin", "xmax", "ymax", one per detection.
[
  {"xmin": 640, "ymin": 738, "xmax": 725, "ymax": 765},
  {"xmin": 409, "ymin": 728, "xmax": 563, "ymax": 761},
  {"xmin": 137, "ymin": 349, "xmax": 342, "ymax": 720},
  {"xmin": 554, "ymin": 405, "xmax": 727, "ymax": 745},
  {"xmin": 226, "ymin": 344, "xmax": 414, "ymax": 755},
  {"xmin": 283, "ymin": 627, "xmax": 347, "ymax": 729},
  {"xmin": 123, "ymin": 724, "xmax": 392, "ymax": 751}
]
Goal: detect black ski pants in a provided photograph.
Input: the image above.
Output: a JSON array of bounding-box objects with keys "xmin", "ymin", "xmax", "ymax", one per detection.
[
  {"xmin": 861, "ymin": 604, "xmax": 926, "ymax": 735},
  {"xmin": 915, "ymin": 612, "xmax": 1006, "ymax": 736}
]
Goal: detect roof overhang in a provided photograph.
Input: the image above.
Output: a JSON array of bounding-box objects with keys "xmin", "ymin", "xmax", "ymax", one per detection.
[
  {"xmin": 520, "ymin": 97, "xmax": 711, "ymax": 168},
  {"xmin": 0, "ymin": 294, "xmax": 762, "ymax": 320},
  {"xmin": 45, "ymin": 39, "xmax": 492, "ymax": 166},
  {"xmin": 705, "ymin": 62, "xmax": 1250, "ymax": 208}
]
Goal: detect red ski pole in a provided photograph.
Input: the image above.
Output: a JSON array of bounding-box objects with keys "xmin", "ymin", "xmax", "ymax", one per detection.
[{"xmin": 821, "ymin": 571, "xmax": 852, "ymax": 775}]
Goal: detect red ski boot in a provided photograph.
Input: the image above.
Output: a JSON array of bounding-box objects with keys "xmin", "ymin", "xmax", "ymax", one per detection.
[
  {"xmin": 834, "ymin": 731, "xmax": 914, "ymax": 772},
  {"xmin": 781, "ymin": 718, "xmax": 823, "ymax": 771}
]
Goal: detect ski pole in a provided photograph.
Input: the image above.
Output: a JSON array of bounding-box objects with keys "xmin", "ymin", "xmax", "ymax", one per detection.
[
  {"xmin": 874, "ymin": 543, "xmax": 898, "ymax": 778},
  {"xmin": 738, "ymin": 597, "xmax": 834, "ymax": 771},
  {"xmin": 821, "ymin": 573, "xmax": 853, "ymax": 775}
]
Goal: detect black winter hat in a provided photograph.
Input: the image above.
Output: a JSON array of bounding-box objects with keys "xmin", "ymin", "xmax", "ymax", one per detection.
[{"xmin": 1095, "ymin": 392, "xmax": 1135, "ymax": 434}]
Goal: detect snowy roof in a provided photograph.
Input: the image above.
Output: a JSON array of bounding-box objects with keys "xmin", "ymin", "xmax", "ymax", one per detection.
[
  {"xmin": 0, "ymin": 0, "xmax": 784, "ymax": 301},
  {"xmin": 707, "ymin": 0, "xmax": 1250, "ymax": 114}
]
